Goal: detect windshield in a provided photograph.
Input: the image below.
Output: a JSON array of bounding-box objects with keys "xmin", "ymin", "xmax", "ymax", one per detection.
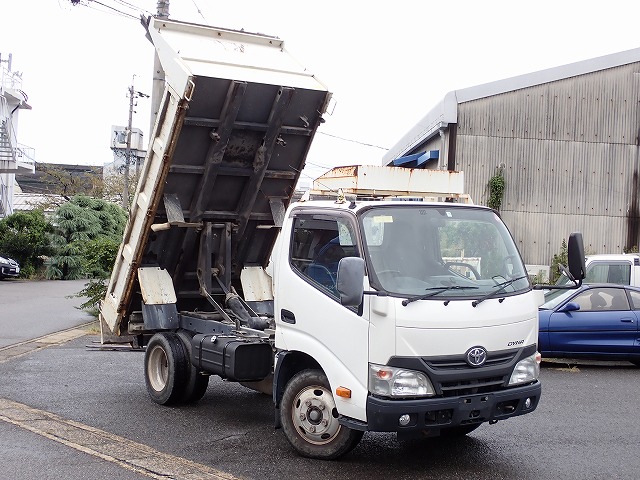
[
  {"xmin": 360, "ymin": 206, "xmax": 530, "ymax": 299},
  {"xmin": 541, "ymin": 288, "xmax": 576, "ymax": 310}
]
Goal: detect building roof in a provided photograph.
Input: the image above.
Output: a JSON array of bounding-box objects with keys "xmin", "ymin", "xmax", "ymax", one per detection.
[
  {"xmin": 383, "ymin": 46, "xmax": 640, "ymax": 164},
  {"xmin": 13, "ymin": 192, "xmax": 66, "ymax": 213},
  {"xmin": 15, "ymin": 162, "xmax": 102, "ymax": 195}
]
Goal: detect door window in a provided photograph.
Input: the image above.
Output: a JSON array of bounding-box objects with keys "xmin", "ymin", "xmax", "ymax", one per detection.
[
  {"xmin": 628, "ymin": 290, "xmax": 640, "ymax": 310},
  {"xmin": 290, "ymin": 214, "xmax": 359, "ymax": 298},
  {"xmin": 570, "ymin": 287, "xmax": 630, "ymax": 312}
]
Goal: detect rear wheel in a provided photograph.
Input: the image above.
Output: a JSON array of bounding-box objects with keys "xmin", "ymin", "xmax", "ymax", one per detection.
[
  {"xmin": 280, "ymin": 369, "xmax": 363, "ymax": 459},
  {"xmin": 144, "ymin": 332, "xmax": 189, "ymax": 405},
  {"xmin": 176, "ymin": 331, "xmax": 209, "ymax": 403}
]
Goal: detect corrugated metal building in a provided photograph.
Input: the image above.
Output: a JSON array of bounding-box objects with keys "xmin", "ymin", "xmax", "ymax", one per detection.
[{"xmin": 383, "ymin": 48, "xmax": 640, "ymax": 269}]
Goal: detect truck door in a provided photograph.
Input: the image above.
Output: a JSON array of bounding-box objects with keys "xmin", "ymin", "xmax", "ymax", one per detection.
[{"xmin": 276, "ymin": 210, "xmax": 370, "ymax": 418}]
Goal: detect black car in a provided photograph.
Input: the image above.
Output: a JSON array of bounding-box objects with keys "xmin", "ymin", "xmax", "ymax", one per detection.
[{"xmin": 0, "ymin": 255, "xmax": 20, "ymax": 279}]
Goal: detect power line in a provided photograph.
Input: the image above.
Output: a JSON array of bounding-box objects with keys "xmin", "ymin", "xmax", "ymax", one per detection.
[
  {"xmin": 112, "ymin": 0, "xmax": 152, "ymax": 15},
  {"xmin": 72, "ymin": 0, "xmax": 138, "ymax": 20},
  {"xmin": 318, "ymin": 131, "xmax": 388, "ymax": 150},
  {"xmin": 190, "ymin": 0, "xmax": 208, "ymax": 22}
]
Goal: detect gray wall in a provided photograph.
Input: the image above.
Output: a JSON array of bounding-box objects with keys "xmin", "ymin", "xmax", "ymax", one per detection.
[{"xmin": 453, "ymin": 62, "xmax": 640, "ymax": 266}]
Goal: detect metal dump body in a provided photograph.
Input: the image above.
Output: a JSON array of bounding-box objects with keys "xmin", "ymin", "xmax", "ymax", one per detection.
[{"xmin": 101, "ymin": 17, "xmax": 331, "ymax": 335}]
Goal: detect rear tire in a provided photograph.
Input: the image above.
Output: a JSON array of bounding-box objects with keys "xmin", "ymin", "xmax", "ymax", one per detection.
[
  {"xmin": 280, "ymin": 369, "xmax": 363, "ymax": 459},
  {"xmin": 144, "ymin": 332, "xmax": 189, "ymax": 405},
  {"xmin": 176, "ymin": 331, "xmax": 209, "ymax": 403}
]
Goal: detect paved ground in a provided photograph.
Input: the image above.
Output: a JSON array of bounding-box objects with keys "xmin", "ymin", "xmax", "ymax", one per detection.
[
  {"xmin": 0, "ymin": 279, "xmax": 93, "ymax": 348},
  {"xmin": 1, "ymin": 280, "xmax": 640, "ymax": 479}
]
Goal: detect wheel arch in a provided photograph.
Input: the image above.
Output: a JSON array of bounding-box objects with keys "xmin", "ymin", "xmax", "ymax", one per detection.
[{"xmin": 273, "ymin": 350, "xmax": 321, "ymax": 410}]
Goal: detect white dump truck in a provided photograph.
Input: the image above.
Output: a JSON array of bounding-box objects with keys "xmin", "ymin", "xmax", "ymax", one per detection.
[{"xmin": 100, "ymin": 17, "xmax": 585, "ymax": 460}]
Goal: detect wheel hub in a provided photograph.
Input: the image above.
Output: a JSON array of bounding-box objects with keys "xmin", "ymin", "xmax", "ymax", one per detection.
[{"xmin": 292, "ymin": 386, "xmax": 340, "ymax": 445}]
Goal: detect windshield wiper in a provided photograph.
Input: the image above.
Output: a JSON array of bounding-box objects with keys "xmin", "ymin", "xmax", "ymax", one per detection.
[
  {"xmin": 402, "ymin": 285, "xmax": 479, "ymax": 306},
  {"xmin": 471, "ymin": 275, "xmax": 529, "ymax": 307}
]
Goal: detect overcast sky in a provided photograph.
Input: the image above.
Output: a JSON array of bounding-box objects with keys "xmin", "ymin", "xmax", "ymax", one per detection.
[{"xmin": 3, "ymin": 0, "xmax": 640, "ymax": 185}]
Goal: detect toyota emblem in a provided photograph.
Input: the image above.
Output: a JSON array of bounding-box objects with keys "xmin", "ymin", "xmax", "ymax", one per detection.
[{"xmin": 466, "ymin": 346, "xmax": 488, "ymax": 367}]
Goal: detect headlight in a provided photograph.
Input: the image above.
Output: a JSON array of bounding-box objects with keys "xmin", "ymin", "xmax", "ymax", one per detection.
[
  {"xmin": 369, "ymin": 363, "xmax": 435, "ymax": 398},
  {"xmin": 508, "ymin": 352, "xmax": 541, "ymax": 386}
]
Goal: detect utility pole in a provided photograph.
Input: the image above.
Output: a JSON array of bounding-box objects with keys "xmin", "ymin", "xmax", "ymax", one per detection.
[
  {"xmin": 149, "ymin": 1, "xmax": 169, "ymax": 137},
  {"xmin": 122, "ymin": 77, "xmax": 149, "ymax": 209},
  {"xmin": 123, "ymin": 83, "xmax": 134, "ymax": 209}
]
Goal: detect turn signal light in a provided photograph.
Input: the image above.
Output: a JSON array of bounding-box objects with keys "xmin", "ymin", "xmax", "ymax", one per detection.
[{"xmin": 336, "ymin": 386, "xmax": 351, "ymax": 398}]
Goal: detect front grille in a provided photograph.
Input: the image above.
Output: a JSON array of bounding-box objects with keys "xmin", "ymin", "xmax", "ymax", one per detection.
[
  {"xmin": 439, "ymin": 375, "xmax": 506, "ymax": 397},
  {"xmin": 388, "ymin": 345, "xmax": 536, "ymax": 398},
  {"xmin": 424, "ymin": 349, "xmax": 518, "ymax": 370}
]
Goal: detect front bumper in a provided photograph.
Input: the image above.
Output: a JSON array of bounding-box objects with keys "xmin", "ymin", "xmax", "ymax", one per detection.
[
  {"xmin": 361, "ymin": 381, "xmax": 540, "ymax": 433},
  {"xmin": 0, "ymin": 264, "xmax": 20, "ymax": 277}
]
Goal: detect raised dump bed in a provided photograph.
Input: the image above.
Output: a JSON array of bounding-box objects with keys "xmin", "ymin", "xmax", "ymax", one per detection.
[{"xmin": 101, "ymin": 17, "xmax": 331, "ymax": 336}]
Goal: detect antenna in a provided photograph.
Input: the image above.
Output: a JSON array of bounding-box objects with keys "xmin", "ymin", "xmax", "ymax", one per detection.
[{"xmin": 0, "ymin": 53, "xmax": 12, "ymax": 71}]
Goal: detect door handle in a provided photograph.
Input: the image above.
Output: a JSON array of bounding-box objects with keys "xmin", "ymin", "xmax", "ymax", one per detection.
[
  {"xmin": 620, "ymin": 317, "xmax": 634, "ymax": 323},
  {"xmin": 281, "ymin": 309, "xmax": 296, "ymax": 324}
]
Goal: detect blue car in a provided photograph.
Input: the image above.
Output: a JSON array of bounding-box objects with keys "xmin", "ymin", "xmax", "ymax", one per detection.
[{"xmin": 538, "ymin": 284, "xmax": 640, "ymax": 366}]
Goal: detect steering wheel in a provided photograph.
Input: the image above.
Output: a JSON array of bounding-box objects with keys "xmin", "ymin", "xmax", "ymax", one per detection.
[
  {"xmin": 444, "ymin": 261, "xmax": 481, "ymax": 280},
  {"xmin": 503, "ymin": 254, "xmax": 523, "ymax": 278}
]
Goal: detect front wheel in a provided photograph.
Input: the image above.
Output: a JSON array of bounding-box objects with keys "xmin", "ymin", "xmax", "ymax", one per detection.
[{"xmin": 280, "ymin": 369, "xmax": 363, "ymax": 459}]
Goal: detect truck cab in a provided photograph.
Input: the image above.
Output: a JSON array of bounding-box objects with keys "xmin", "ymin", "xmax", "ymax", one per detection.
[
  {"xmin": 270, "ymin": 199, "xmax": 543, "ymax": 457},
  {"xmin": 556, "ymin": 254, "xmax": 640, "ymax": 286}
]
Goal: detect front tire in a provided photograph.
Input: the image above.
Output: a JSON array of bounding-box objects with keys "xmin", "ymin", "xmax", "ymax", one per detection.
[
  {"xmin": 280, "ymin": 369, "xmax": 363, "ymax": 459},
  {"xmin": 144, "ymin": 332, "xmax": 189, "ymax": 405}
]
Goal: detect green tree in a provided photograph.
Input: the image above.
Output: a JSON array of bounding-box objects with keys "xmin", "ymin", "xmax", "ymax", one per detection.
[
  {"xmin": 75, "ymin": 237, "xmax": 122, "ymax": 314},
  {"xmin": 0, "ymin": 210, "xmax": 54, "ymax": 277},
  {"xmin": 46, "ymin": 196, "xmax": 126, "ymax": 280},
  {"xmin": 550, "ymin": 239, "xmax": 568, "ymax": 284}
]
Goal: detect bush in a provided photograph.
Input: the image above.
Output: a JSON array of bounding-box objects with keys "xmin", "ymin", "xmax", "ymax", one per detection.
[
  {"xmin": 46, "ymin": 196, "xmax": 126, "ymax": 280},
  {"xmin": 550, "ymin": 239, "xmax": 568, "ymax": 284},
  {"xmin": 0, "ymin": 210, "xmax": 54, "ymax": 278}
]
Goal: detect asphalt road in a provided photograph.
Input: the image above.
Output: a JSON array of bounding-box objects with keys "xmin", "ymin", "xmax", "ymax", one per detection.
[
  {"xmin": 1, "ymin": 280, "xmax": 639, "ymax": 479},
  {"xmin": 0, "ymin": 279, "xmax": 93, "ymax": 348}
]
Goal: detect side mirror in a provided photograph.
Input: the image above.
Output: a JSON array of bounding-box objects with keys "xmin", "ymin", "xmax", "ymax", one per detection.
[
  {"xmin": 336, "ymin": 257, "xmax": 365, "ymax": 306},
  {"xmin": 566, "ymin": 232, "xmax": 586, "ymax": 285},
  {"xmin": 558, "ymin": 301, "xmax": 580, "ymax": 313},
  {"xmin": 533, "ymin": 232, "xmax": 585, "ymax": 291}
]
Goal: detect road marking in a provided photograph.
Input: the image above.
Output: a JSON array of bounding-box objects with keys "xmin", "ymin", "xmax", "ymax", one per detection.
[
  {"xmin": 0, "ymin": 398, "xmax": 243, "ymax": 480},
  {"xmin": 0, "ymin": 323, "xmax": 94, "ymax": 364}
]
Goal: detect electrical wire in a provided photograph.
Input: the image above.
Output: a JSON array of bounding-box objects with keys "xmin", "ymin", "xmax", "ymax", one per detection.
[
  {"xmin": 112, "ymin": 0, "xmax": 152, "ymax": 15},
  {"xmin": 90, "ymin": 0, "xmax": 138, "ymax": 19},
  {"xmin": 190, "ymin": 0, "xmax": 208, "ymax": 22},
  {"xmin": 318, "ymin": 131, "xmax": 388, "ymax": 150},
  {"xmin": 72, "ymin": 0, "xmax": 138, "ymax": 20}
]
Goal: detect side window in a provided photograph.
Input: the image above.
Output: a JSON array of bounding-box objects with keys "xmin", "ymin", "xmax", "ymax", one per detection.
[
  {"xmin": 571, "ymin": 288, "xmax": 630, "ymax": 312},
  {"xmin": 629, "ymin": 290, "xmax": 640, "ymax": 310},
  {"xmin": 290, "ymin": 214, "xmax": 359, "ymax": 297},
  {"xmin": 585, "ymin": 263, "xmax": 631, "ymax": 284}
]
